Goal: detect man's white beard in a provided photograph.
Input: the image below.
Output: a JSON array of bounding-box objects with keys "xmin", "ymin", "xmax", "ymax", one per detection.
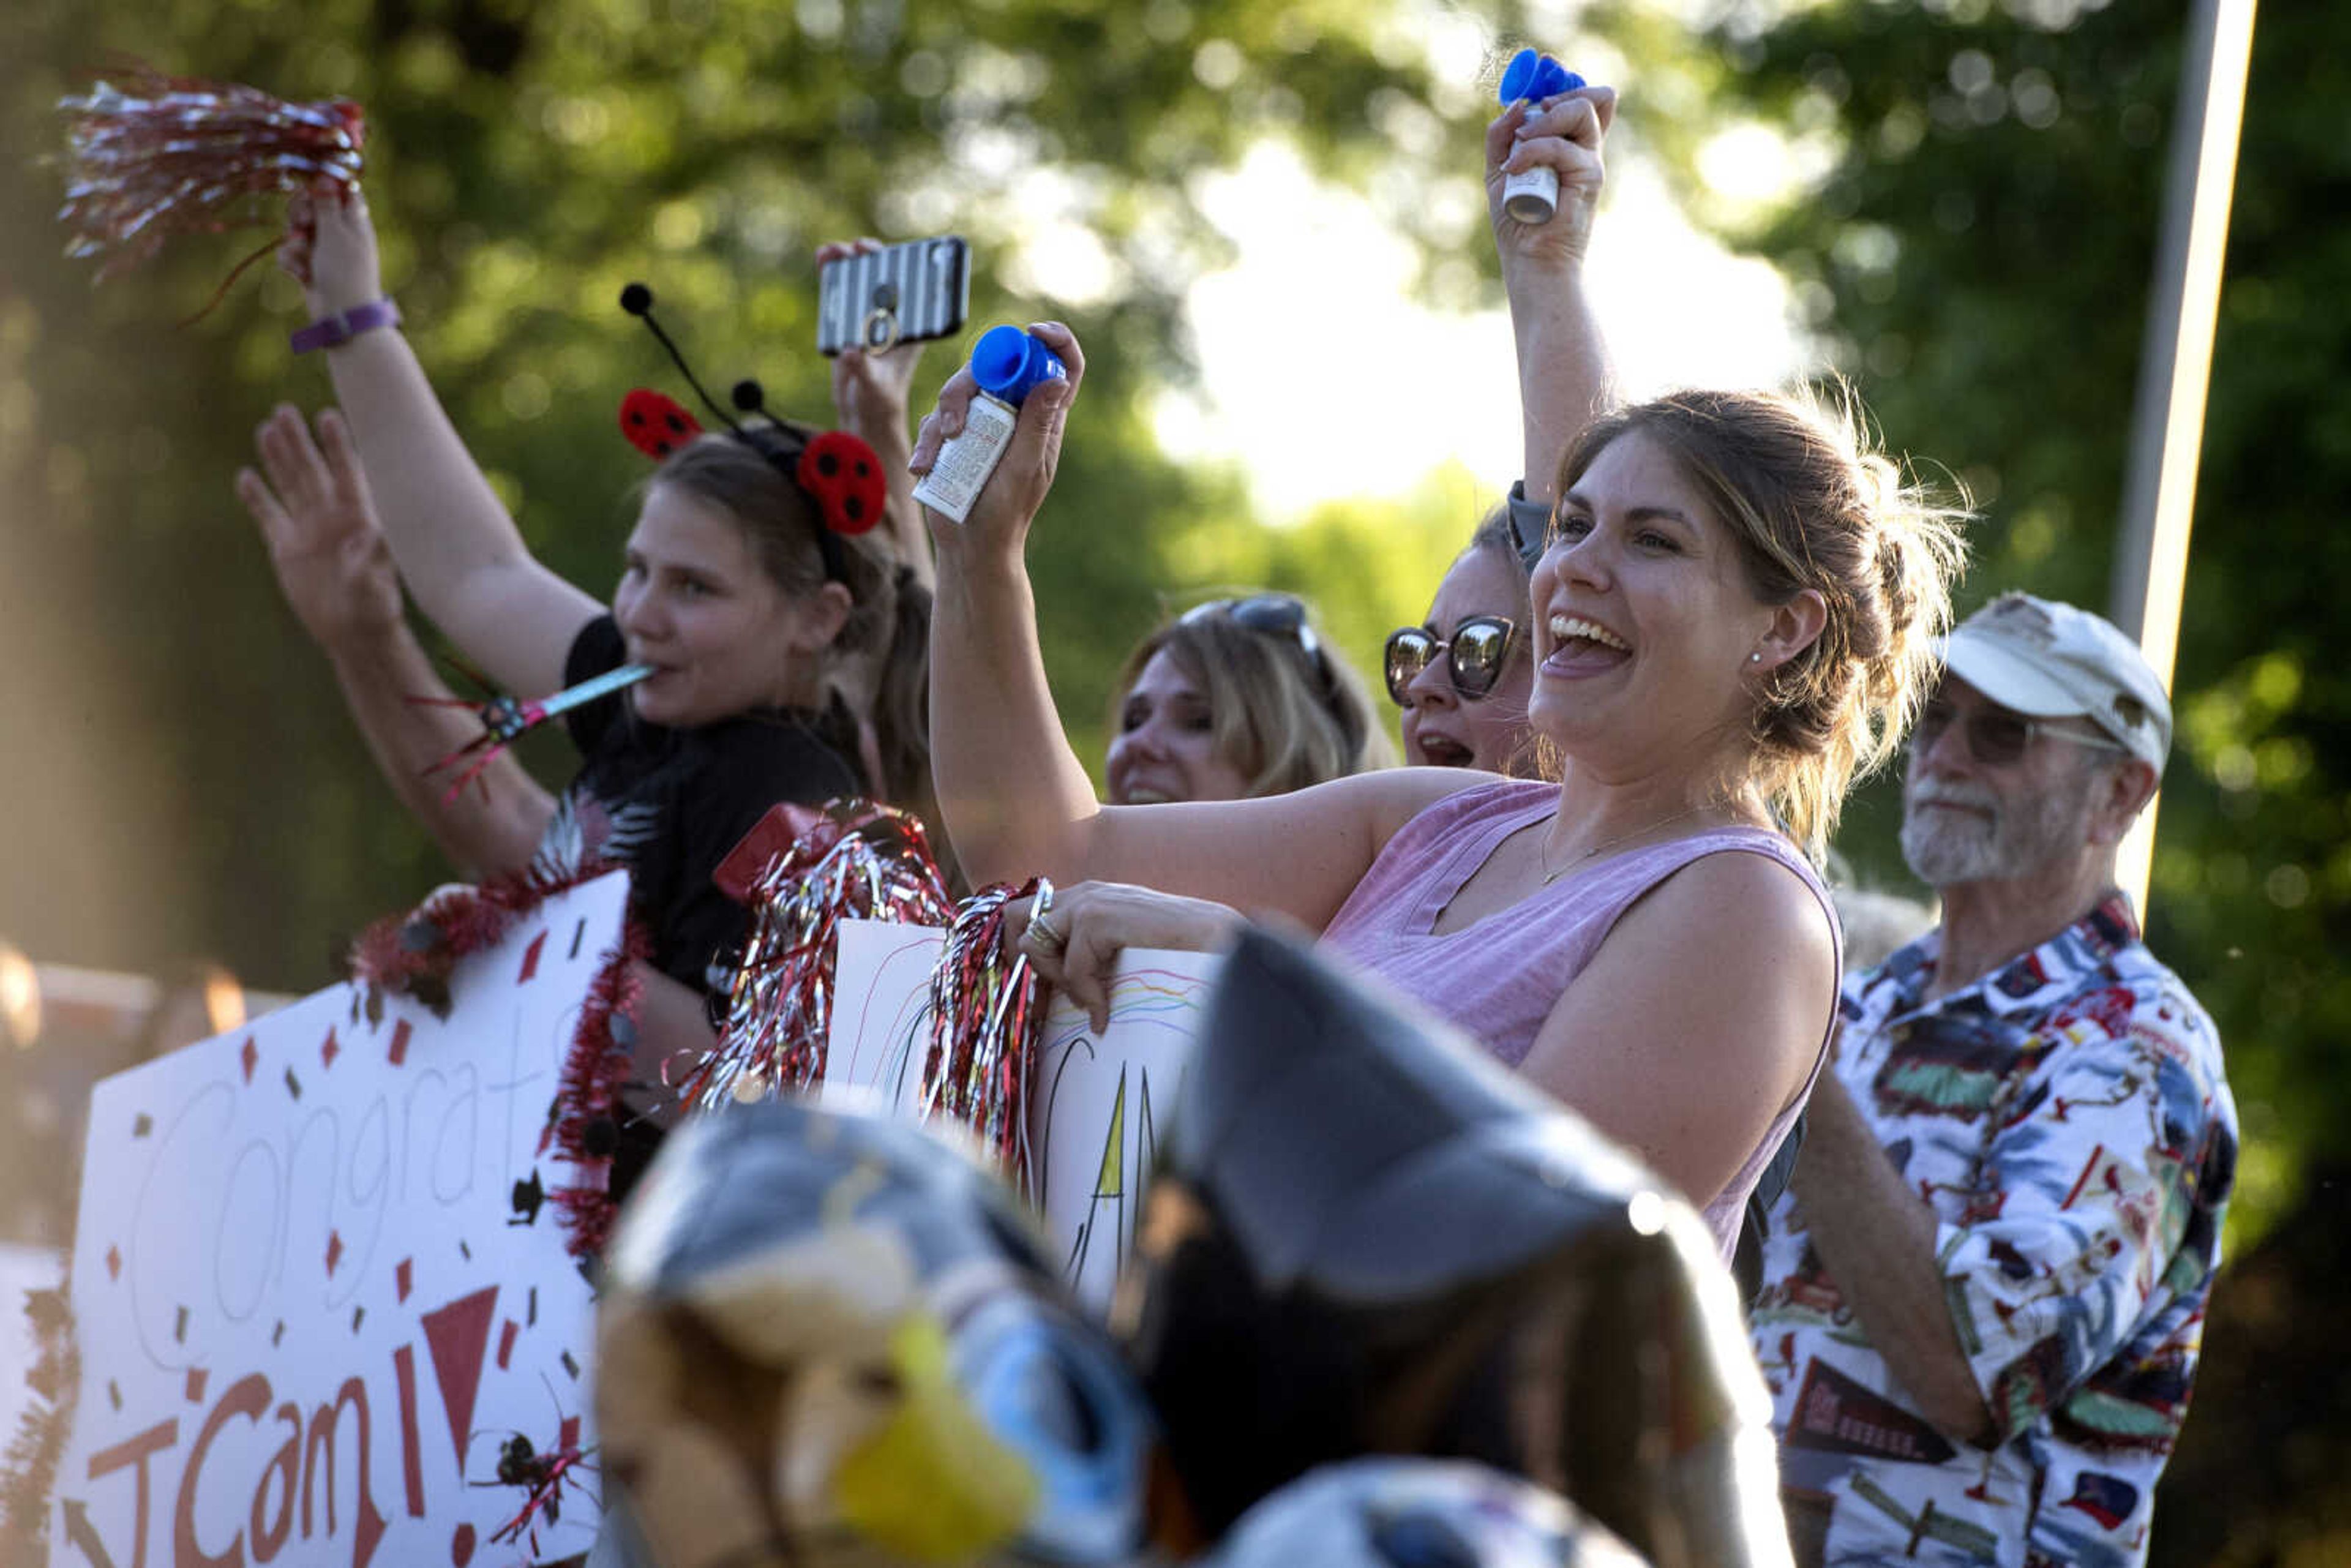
[{"xmin": 1901, "ymin": 775, "xmax": 2094, "ymax": 887}]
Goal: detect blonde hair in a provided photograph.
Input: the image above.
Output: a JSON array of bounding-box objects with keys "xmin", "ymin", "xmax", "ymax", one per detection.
[
  {"xmin": 1114, "ymin": 604, "xmax": 1395, "ymax": 798},
  {"xmin": 1557, "ymin": 387, "xmax": 1968, "ymax": 860}
]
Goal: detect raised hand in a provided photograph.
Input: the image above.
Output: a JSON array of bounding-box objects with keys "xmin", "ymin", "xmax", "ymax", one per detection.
[
  {"xmin": 1487, "ymin": 84, "xmax": 1618, "ymax": 271},
  {"xmin": 819, "ymin": 238, "xmax": 930, "ymax": 440},
  {"xmin": 236, "ymin": 405, "xmax": 404, "ymax": 651},
  {"xmin": 281, "ymin": 179, "xmax": 386, "ymax": 318},
  {"xmin": 907, "ymin": 320, "xmax": 1084, "ymax": 555}
]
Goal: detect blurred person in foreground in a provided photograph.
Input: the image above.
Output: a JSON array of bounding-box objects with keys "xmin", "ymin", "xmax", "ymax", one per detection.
[{"xmin": 1749, "ymin": 592, "xmax": 2238, "ymax": 1568}]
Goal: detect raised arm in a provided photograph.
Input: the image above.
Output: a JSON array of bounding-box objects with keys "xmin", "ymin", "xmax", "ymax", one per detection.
[
  {"xmin": 820, "ymin": 239, "xmax": 935, "ymax": 591},
  {"xmin": 1488, "ymin": 83, "xmax": 1619, "ymax": 506},
  {"xmin": 237, "ymin": 406, "xmax": 556, "ymax": 877},
  {"xmin": 909, "ymin": 323, "xmax": 1463, "ymax": 920},
  {"xmin": 280, "ymin": 184, "xmax": 600, "ymax": 695}
]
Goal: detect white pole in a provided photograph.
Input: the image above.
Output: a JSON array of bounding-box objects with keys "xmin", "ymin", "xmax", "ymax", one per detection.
[{"xmin": 2110, "ymin": 0, "xmax": 2258, "ymax": 916}]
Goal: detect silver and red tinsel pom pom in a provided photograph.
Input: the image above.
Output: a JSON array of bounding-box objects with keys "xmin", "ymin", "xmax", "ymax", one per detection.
[
  {"xmin": 684, "ymin": 800, "xmax": 956, "ymax": 1111},
  {"xmin": 57, "ymin": 61, "xmax": 364, "ymax": 283}
]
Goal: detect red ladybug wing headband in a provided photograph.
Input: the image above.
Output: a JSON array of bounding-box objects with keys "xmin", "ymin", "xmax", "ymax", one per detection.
[
  {"xmin": 795, "ymin": 432, "xmax": 886, "ymax": 537},
  {"xmin": 619, "ymin": 388, "xmax": 703, "ymax": 459},
  {"xmin": 615, "ymin": 283, "xmax": 887, "ymax": 572}
]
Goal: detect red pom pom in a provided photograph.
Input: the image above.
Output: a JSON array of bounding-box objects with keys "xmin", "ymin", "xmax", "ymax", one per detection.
[
  {"xmin": 796, "ymin": 431, "xmax": 887, "ymax": 535},
  {"xmin": 618, "ymin": 388, "xmax": 703, "ymax": 461},
  {"xmin": 58, "ymin": 62, "xmax": 366, "ymax": 283}
]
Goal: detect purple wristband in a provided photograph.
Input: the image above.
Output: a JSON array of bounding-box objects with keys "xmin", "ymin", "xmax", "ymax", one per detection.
[{"xmin": 290, "ymin": 298, "xmax": 401, "ymax": 354}]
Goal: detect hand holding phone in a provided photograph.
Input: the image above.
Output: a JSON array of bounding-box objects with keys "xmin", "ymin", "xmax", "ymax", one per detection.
[{"xmin": 816, "ymin": 236, "xmax": 970, "ymax": 356}]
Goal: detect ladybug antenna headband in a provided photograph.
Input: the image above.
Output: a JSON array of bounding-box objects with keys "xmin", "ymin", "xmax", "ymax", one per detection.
[
  {"xmin": 619, "ymin": 282, "xmax": 743, "ymax": 432},
  {"xmin": 617, "ymin": 283, "xmax": 887, "ymax": 582}
]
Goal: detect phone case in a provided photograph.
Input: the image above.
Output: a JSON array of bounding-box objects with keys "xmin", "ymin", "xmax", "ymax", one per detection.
[{"xmin": 816, "ymin": 236, "xmax": 971, "ymax": 356}]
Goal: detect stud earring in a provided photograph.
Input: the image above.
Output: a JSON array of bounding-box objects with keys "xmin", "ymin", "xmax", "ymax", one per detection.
[{"xmin": 1750, "ymin": 652, "xmax": 1763, "ymax": 664}]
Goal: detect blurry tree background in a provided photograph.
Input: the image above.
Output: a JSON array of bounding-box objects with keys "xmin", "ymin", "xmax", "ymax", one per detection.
[
  {"xmin": 2, "ymin": 0, "xmax": 2344, "ymax": 1559},
  {"xmin": 0, "ymin": 0, "xmax": 1517, "ymax": 993}
]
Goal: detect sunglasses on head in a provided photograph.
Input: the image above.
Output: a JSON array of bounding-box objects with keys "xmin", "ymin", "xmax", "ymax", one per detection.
[
  {"xmin": 1914, "ymin": 696, "xmax": 2131, "ymax": 767},
  {"xmin": 1182, "ymin": 593, "xmax": 1324, "ymax": 662},
  {"xmin": 1181, "ymin": 594, "xmax": 1366, "ymax": 752},
  {"xmin": 1384, "ymin": 615, "xmax": 1517, "ymax": 707}
]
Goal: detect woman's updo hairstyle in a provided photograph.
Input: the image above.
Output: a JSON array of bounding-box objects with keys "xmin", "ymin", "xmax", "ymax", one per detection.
[{"xmin": 1555, "ymin": 387, "xmax": 1968, "ymax": 860}]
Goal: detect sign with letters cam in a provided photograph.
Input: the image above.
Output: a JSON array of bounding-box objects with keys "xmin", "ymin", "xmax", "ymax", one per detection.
[{"xmin": 50, "ymin": 872, "xmax": 629, "ymax": 1568}]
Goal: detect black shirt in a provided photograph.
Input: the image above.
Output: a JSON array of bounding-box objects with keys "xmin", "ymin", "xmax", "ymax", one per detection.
[{"xmin": 542, "ymin": 615, "xmax": 865, "ymax": 994}]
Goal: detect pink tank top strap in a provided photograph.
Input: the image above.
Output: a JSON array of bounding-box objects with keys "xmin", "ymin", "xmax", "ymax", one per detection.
[{"xmin": 1321, "ymin": 779, "xmax": 1842, "ymax": 1262}]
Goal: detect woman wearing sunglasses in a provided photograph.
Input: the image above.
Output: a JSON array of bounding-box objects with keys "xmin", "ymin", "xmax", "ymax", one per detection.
[
  {"xmin": 909, "ymin": 93, "xmax": 1965, "ymax": 1262},
  {"xmin": 913, "ymin": 363, "xmax": 1963, "ymax": 1266},
  {"xmin": 1388, "ymin": 508, "xmax": 1541, "ymax": 776},
  {"xmin": 1109, "ymin": 593, "xmax": 1392, "ymax": 806}
]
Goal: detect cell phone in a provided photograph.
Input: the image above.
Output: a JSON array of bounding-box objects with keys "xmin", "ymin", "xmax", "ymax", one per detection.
[{"xmin": 816, "ymin": 236, "xmax": 971, "ymax": 357}]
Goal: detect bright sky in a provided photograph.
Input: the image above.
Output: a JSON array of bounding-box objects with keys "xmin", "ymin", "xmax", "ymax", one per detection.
[{"xmin": 1157, "ymin": 139, "xmax": 1806, "ymax": 519}]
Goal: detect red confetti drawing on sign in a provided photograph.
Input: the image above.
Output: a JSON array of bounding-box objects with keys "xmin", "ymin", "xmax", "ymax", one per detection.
[
  {"xmin": 387, "ymin": 1017, "xmax": 411, "ymax": 1066},
  {"xmin": 421, "ymin": 1287, "xmax": 499, "ymax": 1469},
  {"xmin": 393, "ymin": 1342, "xmax": 427, "ymax": 1518}
]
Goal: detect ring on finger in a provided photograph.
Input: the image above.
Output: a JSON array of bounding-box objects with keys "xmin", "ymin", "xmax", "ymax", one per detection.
[{"xmin": 1029, "ymin": 915, "xmax": 1068, "ymax": 953}]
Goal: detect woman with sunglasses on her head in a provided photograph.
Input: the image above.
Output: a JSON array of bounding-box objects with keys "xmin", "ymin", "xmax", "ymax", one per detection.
[
  {"xmin": 909, "ymin": 91, "xmax": 1967, "ymax": 1261},
  {"xmin": 1109, "ymin": 593, "xmax": 1392, "ymax": 805},
  {"xmin": 258, "ymin": 184, "xmax": 932, "ymax": 1111},
  {"xmin": 1389, "ymin": 506, "xmax": 1542, "ymax": 776}
]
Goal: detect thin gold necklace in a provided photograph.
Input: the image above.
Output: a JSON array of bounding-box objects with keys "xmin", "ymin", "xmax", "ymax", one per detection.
[{"xmin": 1539, "ymin": 805, "xmax": 1709, "ymax": 885}]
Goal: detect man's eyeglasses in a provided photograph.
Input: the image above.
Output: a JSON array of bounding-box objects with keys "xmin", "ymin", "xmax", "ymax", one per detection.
[
  {"xmin": 1383, "ymin": 615, "xmax": 1517, "ymax": 707},
  {"xmin": 1914, "ymin": 697, "xmax": 2131, "ymax": 768}
]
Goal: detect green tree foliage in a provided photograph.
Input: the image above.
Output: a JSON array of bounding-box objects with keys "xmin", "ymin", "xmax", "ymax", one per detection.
[
  {"xmin": 0, "ymin": 0, "xmax": 1521, "ymax": 988},
  {"xmin": 1620, "ymin": 1, "xmax": 2347, "ymax": 1558}
]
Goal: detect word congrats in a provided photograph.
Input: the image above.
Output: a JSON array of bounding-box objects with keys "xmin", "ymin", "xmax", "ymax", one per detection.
[{"xmin": 52, "ymin": 872, "xmax": 630, "ymax": 1568}]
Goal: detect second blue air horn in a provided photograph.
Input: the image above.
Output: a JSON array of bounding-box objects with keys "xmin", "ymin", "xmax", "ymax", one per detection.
[
  {"xmin": 912, "ymin": 325, "xmax": 1068, "ymax": 523},
  {"xmin": 1498, "ymin": 49, "xmax": 1586, "ymax": 224}
]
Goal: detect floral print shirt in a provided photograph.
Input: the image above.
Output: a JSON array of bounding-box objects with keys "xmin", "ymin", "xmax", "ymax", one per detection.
[{"xmin": 1751, "ymin": 895, "xmax": 2237, "ymax": 1568}]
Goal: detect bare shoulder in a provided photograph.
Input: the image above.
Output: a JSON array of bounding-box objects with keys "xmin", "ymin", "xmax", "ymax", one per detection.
[
  {"xmin": 1612, "ymin": 844, "xmax": 1837, "ymax": 992},
  {"xmin": 1622, "ymin": 844, "xmax": 1833, "ymax": 947},
  {"xmin": 1526, "ymin": 841, "xmax": 1837, "ymax": 1202}
]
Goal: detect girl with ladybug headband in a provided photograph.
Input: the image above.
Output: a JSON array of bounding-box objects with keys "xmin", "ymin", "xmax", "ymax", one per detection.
[{"xmin": 250, "ymin": 182, "xmax": 931, "ymax": 1096}]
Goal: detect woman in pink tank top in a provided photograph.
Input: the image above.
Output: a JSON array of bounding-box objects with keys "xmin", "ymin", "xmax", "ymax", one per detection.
[{"xmin": 910, "ymin": 133, "xmax": 1961, "ymax": 1257}]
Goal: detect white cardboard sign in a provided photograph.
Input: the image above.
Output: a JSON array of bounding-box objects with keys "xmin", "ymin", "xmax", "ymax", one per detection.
[
  {"xmin": 825, "ymin": 919, "xmax": 1218, "ymax": 1313},
  {"xmin": 51, "ymin": 872, "xmax": 629, "ymax": 1568}
]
